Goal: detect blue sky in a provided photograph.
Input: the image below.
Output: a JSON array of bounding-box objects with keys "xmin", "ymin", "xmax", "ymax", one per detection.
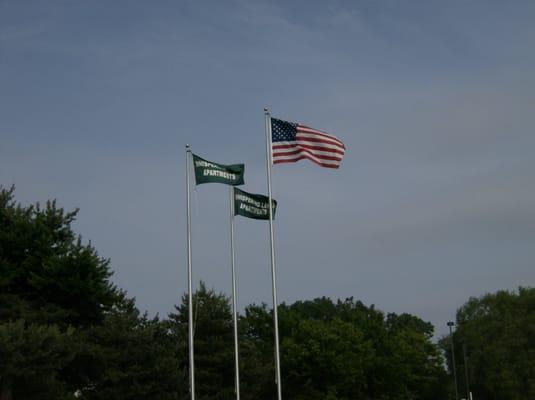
[{"xmin": 1, "ymin": 0, "xmax": 534, "ymax": 339}]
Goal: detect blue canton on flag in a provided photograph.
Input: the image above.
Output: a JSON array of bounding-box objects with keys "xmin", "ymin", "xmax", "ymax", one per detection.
[{"xmin": 272, "ymin": 119, "xmax": 298, "ymax": 142}]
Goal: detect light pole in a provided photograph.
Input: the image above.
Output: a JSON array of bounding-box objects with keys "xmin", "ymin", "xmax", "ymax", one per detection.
[
  {"xmin": 447, "ymin": 321, "xmax": 459, "ymax": 400},
  {"xmin": 463, "ymin": 343, "xmax": 471, "ymax": 400}
]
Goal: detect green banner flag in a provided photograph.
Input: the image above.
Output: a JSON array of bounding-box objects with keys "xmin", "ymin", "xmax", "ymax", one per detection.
[
  {"xmin": 192, "ymin": 153, "xmax": 245, "ymax": 186},
  {"xmin": 234, "ymin": 188, "xmax": 277, "ymax": 220}
]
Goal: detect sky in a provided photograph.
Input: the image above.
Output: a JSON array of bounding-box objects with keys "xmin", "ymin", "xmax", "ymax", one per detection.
[{"xmin": 1, "ymin": 0, "xmax": 534, "ymax": 339}]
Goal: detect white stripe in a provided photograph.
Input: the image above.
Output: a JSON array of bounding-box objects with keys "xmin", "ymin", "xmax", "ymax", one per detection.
[
  {"xmin": 272, "ymin": 140, "xmax": 298, "ymax": 148},
  {"xmin": 294, "ymin": 139, "xmax": 346, "ymax": 153},
  {"xmin": 274, "ymin": 155, "xmax": 340, "ymax": 167},
  {"xmin": 296, "ymin": 128, "xmax": 345, "ymax": 146},
  {"xmin": 274, "ymin": 148, "xmax": 343, "ymax": 159},
  {"xmin": 273, "ymin": 139, "xmax": 345, "ymax": 154},
  {"xmin": 273, "ymin": 150, "xmax": 341, "ymax": 166},
  {"xmin": 295, "ymin": 132, "xmax": 345, "ymax": 148}
]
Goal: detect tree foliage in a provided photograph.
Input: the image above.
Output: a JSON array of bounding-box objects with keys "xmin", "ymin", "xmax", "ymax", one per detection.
[
  {"xmin": 0, "ymin": 186, "xmax": 459, "ymax": 399},
  {"xmin": 168, "ymin": 282, "xmax": 235, "ymax": 400},
  {"xmin": 0, "ymin": 185, "xmax": 118, "ymax": 327},
  {"xmin": 0, "ymin": 186, "xmax": 179, "ymax": 399},
  {"xmin": 0, "ymin": 320, "xmax": 74, "ymax": 399},
  {"xmin": 77, "ymin": 298, "xmax": 180, "ymax": 400},
  {"xmin": 241, "ymin": 297, "xmax": 447, "ymax": 400},
  {"xmin": 443, "ymin": 287, "xmax": 535, "ymax": 400}
]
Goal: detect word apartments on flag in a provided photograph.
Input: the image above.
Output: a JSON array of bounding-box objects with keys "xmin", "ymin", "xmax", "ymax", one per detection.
[
  {"xmin": 271, "ymin": 118, "xmax": 346, "ymax": 169},
  {"xmin": 234, "ymin": 188, "xmax": 277, "ymax": 220},
  {"xmin": 192, "ymin": 153, "xmax": 245, "ymax": 186}
]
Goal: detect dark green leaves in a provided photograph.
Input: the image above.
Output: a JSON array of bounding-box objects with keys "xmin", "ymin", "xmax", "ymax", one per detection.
[
  {"xmin": 0, "ymin": 187, "xmax": 178, "ymax": 400},
  {"xmin": 443, "ymin": 287, "xmax": 535, "ymax": 400}
]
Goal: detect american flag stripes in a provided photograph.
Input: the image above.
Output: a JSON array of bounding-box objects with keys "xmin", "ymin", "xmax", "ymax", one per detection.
[{"xmin": 271, "ymin": 118, "xmax": 346, "ymax": 169}]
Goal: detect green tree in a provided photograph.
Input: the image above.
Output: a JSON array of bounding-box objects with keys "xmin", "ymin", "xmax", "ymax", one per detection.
[
  {"xmin": 168, "ymin": 282, "xmax": 235, "ymax": 400},
  {"xmin": 239, "ymin": 303, "xmax": 285, "ymax": 400},
  {"xmin": 0, "ymin": 186, "xmax": 180, "ymax": 399},
  {"xmin": 276, "ymin": 299, "xmax": 372, "ymax": 400},
  {"xmin": 443, "ymin": 287, "xmax": 535, "ymax": 400},
  {"xmin": 0, "ymin": 186, "xmax": 453, "ymax": 400},
  {"xmin": 0, "ymin": 186, "xmax": 119, "ymax": 328},
  {"xmin": 243, "ymin": 297, "xmax": 447, "ymax": 400},
  {"xmin": 0, "ymin": 320, "xmax": 74, "ymax": 400},
  {"xmin": 385, "ymin": 313, "xmax": 448, "ymax": 400},
  {"xmin": 0, "ymin": 186, "xmax": 120, "ymax": 398},
  {"xmin": 74, "ymin": 297, "xmax": 180, "ymax": 400}
]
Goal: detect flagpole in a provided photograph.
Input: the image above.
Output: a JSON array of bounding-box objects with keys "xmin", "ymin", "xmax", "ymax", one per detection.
[
  {"xmin": 264, "ymin": 108, "xmax": 283, "ymax": 400},
  {"xmin": 185, "ymin": 144, "xmax": 195, "ymax": 400},
  {"xmin": 229, "ymin": 186, "xmax": 241, "ymax": 400}
]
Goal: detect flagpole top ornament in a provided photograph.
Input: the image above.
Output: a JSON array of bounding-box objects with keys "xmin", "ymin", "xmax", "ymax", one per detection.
[
  {"xmin": 185, "ymin": 144, "xmax": 191, "ymax": 152},
  {"xmin": 264, "ymin": 107, "xmax": 270, "ymax": 114}
]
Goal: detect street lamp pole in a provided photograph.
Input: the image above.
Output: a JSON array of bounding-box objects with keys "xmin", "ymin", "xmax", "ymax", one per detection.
[
  {"xmin": 447, "ymin": 321, "xmax": 459, "ymax": 400},
  {"xmin": 463, "ymin": 343, "xmax": 471, "ymax": 400}
]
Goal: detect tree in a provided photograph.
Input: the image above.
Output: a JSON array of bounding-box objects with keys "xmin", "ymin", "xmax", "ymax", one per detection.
[
  {"xmin": 275, "ymin": 299, "xmax": 371, "ymax": 400},
  {"xmin": 74, "ymin": 297, "xmax": 180, "ymax": 400},
  {"xmin": 168, "ymin": 282, "xmax": 235, "ymax": 400},
  {"xmin": 0, "ymin": 186, "xmax": 452, "ymax": 399},
  {"xmin": 0, "ymin": 320, "xmax": 74, "ymax": 400},
  {"xmin": 0, "ymin": 186, "xmax": 119, "ymax": 328},
  {"xmin": 243, "ymin": 297, "xmax": 448, "ymax": 400},
  {"xmin": 0, "ymin": 186, "xmax": 180, "ymax": 399},
  {"xmin": 384, "ymin": 313, "xmax": 448, "ymax": 400},
  {"xmin": 0, "ymin": 186, "xmax": 120, "ymax": 398},
  {"xmin": 443, "ymin": 287, "xmax": 535, "ymax": 400}
]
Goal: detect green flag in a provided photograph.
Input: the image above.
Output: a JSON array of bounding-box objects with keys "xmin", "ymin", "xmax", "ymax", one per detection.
[
  {"xmin": 192, "ymin": 153, "xmax": 245, "ymax": 186},
  {"xmin": 234, "ymin": 188, "xmax": 277, "ymax": 220}
]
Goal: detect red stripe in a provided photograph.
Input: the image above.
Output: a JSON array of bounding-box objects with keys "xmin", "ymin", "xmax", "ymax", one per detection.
[
  {"xmin": 273, "ymin": 148, "xmax": 343, "ymax": 161},
  {"xmin": 297, "ymin": 125, "xmax": 345, "ymax": 148},
  {"xmin": 294, "ymin": 143, "xmax": 345, "ymax": 155},
  {"xmin": 273, "ymin": 155, "xmax": 340, "ymax": 169},
  {"xmin": 272, "ymin": 143, "xmax": 298, "ymax": 150},
  {"xmin": 295, "ymin": 135, "xmax": 346, "ymax": 149},
  {"xmin": 273, "ymin": 143, "xmax": 345, "ymax": 155}
]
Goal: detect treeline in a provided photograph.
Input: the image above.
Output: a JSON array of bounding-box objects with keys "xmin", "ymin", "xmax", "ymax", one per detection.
[
  {"xmin": 1, "ymin": 186, "xmax": 533, "ymax": 400},
  {"xmin": 440, "ymin": 287, "xmax": 535, "ymax": 400}
]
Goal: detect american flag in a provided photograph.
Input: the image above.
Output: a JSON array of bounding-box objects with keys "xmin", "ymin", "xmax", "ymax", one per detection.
[{"xmin": 271, "ymin": 118, "xmax": 346, "ymax": 169}]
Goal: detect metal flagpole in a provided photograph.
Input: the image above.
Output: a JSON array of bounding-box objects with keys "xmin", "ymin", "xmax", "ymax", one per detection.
[
  {"xmin": 185, "ymin": 144, "xmax": 195, "ymax": 400},
  {"xmin": 229, "ymin": 186, "xmax": 241, "ymax": 400},
  {"xmin": 264, "ymin": 108, "xmax": 282, "ymax": 400}
]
